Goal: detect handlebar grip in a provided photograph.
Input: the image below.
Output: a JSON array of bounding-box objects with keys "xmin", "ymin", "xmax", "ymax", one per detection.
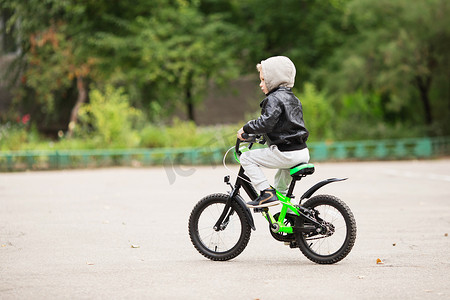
[
  {"xmin": 235, "ymin": 138, "xmax": 242, "ymax": 155},
  {"xmin": 235, "ymin": 133, "xmax": 257, "ymax": 155}
]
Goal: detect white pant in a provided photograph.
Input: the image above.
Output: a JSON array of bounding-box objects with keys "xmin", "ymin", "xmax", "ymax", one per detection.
[{"xmin": 240, "ymin": 145, "xmax": 310, "ymax": 194}]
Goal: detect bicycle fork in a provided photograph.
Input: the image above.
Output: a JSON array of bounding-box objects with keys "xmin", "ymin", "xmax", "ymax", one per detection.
[{"xmin": 213, "ymin": 176, "xmax": 256, "ymax": 231}]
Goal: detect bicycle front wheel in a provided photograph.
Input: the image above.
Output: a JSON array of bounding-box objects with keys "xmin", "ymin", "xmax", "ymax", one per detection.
[
  {"xmin": 296, "ymin": 194, "xmax": 357, "ymax": 264},
  {"xmin": 188, "ymin": 193, "xmax": 251, "ymax": 261}
]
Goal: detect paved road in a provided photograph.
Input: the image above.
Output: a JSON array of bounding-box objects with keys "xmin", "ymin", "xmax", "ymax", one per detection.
[{"xmin": 1, "ymin": 159, "xmax": 449, "ymax": 299}]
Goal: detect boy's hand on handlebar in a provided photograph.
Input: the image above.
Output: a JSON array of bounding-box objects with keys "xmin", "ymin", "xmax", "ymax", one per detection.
[{"xmin": 237, "ymin": 127, "xmax": 246, "ymax": 141}]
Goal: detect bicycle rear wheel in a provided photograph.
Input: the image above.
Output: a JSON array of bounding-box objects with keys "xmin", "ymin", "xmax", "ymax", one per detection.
[
  {"xmin": 295, "ymin": 194, "xmax": 356, "ymax": 264},
  {"xmin": 188, "ymin": 193, "xmax": 251, "ymax": 261}
]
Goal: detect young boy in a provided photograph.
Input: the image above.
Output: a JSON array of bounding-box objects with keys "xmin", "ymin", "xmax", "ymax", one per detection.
[{"xmin": 237, "ymin": 56, "xmax": 310, "ymax": 208}]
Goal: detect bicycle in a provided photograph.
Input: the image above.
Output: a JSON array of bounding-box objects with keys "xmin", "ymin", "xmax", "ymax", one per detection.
[{"xmin": 188, "ymin": 134, "xmax": 357, "ymax": 264}]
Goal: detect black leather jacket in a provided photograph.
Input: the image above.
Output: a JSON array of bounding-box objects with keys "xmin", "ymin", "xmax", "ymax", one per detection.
[{"xmin": 243, "ymin": 87, "xmax": 309, "ymax": 151}]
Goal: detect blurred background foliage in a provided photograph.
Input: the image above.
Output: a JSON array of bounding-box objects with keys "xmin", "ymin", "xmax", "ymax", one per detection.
[{"xmin": 0, "ymin": 0, "xmax": 449, "ymax": 150}]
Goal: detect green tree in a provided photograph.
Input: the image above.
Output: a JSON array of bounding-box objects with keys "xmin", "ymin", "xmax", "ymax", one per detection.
[
  {"xmin": 94, "ymin": 2, "xmax": 245, "ymax": 122},
  {"xmin": 199, "ymin": 0, "xmax": 352, "ymax": 82},
  {"xmin": 2, "ymin": 0, "xmax": 246, "ymax": 128},
  {"xmin": 320, "ymin": 0, "xmax": 450, "ymax": 133},
  {"xmin": 1, "ymin": 0, "xmax": 98, "ymax": 135}
]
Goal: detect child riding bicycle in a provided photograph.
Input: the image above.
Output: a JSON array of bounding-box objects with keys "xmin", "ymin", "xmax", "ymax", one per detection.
[{"xmin": 237, "ymin": 56, "xmax": 310, "ymax": 208}]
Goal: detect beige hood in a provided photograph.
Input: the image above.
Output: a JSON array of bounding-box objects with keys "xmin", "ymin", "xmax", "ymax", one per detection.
[{"xmin": 260, "ymin": 56, "xmax": 296, "ymax": 93}]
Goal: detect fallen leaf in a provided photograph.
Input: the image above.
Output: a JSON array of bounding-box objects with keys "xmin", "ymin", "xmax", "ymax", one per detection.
[
  {"xmin": 376, "ymin": 258, "xmax": 384, "ymax": 264},
  {"xmin": 131, "ymin": 244, "xmax": 140, "ymax": 248},
  {"xmin": 445, "ymin": 233, "xmax": 448, "ymax": 237},
  {"xmin": 392, "ymin": 243, "xmax": 396, "ymax": 246},
  {"xmin": 86, "ymin": 262, "xmax": 94, "ymax": 265}
]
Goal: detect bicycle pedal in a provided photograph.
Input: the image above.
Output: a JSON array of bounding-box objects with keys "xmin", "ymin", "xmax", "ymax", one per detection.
[
  {"xmin": 288, "ymin": 241, "xmax": 298, "ymax": 248},
  {"xmin": 253, "ymin": 207, "xmax": 269, "ymax": 213}
]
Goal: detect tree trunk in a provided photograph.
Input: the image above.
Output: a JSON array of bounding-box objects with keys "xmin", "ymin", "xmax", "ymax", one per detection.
[
  {"xmin": 415, "ymin": 75, "xmax": 433, "ymax": 126},
  {"xmin": 185, "ymin": 73, "xmax": 195, "ymax": 122},
  {"xmin": 186, "ymin": 86, "xmax": 195, "ymax": 122},
  {"xmin": 67, "ymin": 75, "xmax": 87, "ymax": 138}
]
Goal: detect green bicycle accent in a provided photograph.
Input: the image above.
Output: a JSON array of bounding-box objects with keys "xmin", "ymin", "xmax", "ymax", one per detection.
[
  {"xmin": 233, "ymin": 145, "xmax": 250, "ymax": 163},
  {"xmin": 290, "ymin": 163, "xmax": 315, "ymax": 176},
  {"xmin": 259, "ymin": 188, "xmax": 303, "ymax": 235},
  {"xmin": 261, "ymin": 203, "xmax": 295, "ymax": 234}
]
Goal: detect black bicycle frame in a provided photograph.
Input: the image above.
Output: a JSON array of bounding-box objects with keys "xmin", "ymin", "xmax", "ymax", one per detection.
[{"xmin": 213, "ymin": 165, "xmax": 257, "ymax": 231}]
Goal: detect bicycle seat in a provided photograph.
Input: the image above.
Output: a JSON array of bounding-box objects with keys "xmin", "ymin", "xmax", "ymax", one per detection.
[{"xmin": 290, "ymin": 163, "xmax": 315, "ymax": 179}]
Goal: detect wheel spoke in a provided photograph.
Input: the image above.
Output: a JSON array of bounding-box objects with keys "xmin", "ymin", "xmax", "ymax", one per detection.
[
  {"xmin": 298, "ymin": 198, "xmax": 354, "ymax": 260},
  {"xmin": 196, "ymin": 201, "xmax": 242, "ymax": 253}
]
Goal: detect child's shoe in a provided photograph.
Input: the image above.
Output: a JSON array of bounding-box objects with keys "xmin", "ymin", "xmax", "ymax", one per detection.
[{"xmin": 246, "ymin": 188, "xmax": 280, "ymax": 208}]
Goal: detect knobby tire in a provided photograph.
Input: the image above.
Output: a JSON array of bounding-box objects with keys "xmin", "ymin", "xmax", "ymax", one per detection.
[
  {"xmin": 295, "ymin": 194, "xmax": 357, "ymax": 264},
  {"xmin": 188, "ymin": 193, "xmax": 251, "ymax": 261}
]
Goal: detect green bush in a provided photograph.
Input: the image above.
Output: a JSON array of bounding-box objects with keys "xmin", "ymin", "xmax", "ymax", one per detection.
[
  {"xmin": 75, "ymin": 85, "xmax": 142, "ymax": 148},
  {"xmin": 0, "ymin": 83, "xmax": 433, "ymax": 153},
  {"xmin": 139, "ymin": 119, "xmax": 238, "ymax": 149},
  {"xmin": 297, "ymin": 82, "xmax": 334, "ymax": 141},
  {"xmin": 0, "ymin": 119, "xmax": 41, "ymax": 151},
  {"xmin": 331, "ymin": 91, "xmax": 427, "ymax": 140},
  {"xmin": 0, "ymin": 123, "xmax": 27, "ymax": 151},
  {"xmin": 139, "ymin": 124, "xmax": 169, "ymax": 148}
]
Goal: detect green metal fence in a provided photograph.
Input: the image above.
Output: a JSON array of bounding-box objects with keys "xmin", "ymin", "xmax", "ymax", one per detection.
[
  {"xmin": 1, "ymin": 137, "xmax": 449, "ymax": 172},
  {"xmin": 308, "ymin": 137, "xmax": 436, "ymax": 161}
]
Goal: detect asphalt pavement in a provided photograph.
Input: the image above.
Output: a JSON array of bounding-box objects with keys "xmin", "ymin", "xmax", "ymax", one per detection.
[{"xmin": 1, "ymin": 159, "xmax": 449, "ymax": 299}]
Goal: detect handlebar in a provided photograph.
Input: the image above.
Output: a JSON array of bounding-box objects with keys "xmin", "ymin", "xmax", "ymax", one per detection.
[
  {"xmin": 235, "ymin": 133, "xmax": 263, "ymax": 156},
  {"xmin": 241, "ymin": 132, "xmax": 252, "ymax": 141}
]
